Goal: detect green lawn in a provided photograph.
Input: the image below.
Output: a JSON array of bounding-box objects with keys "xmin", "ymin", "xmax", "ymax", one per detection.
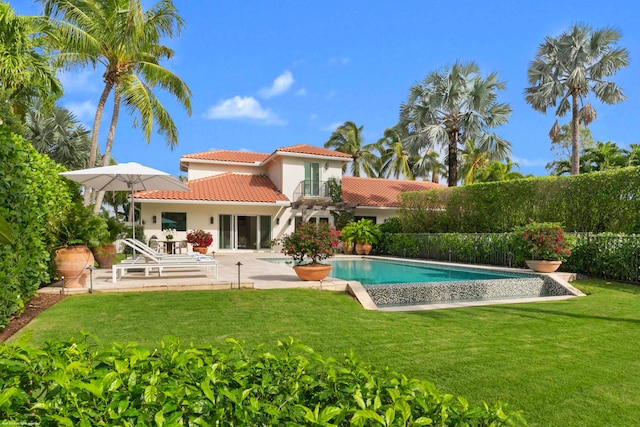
[{"xmin": 10, "ymin": 279, "xmax": 640, "ymax": 426}]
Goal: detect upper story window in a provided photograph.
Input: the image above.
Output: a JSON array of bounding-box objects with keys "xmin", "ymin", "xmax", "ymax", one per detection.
[{"xmin": 304, "ymin": 162, "xmax": 321, "ymax": 196}]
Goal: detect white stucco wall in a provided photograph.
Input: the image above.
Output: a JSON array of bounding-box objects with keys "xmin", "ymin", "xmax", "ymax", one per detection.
[{"xmin": 187, "ymin": 162, "xmax": 262, "ymax": 180}]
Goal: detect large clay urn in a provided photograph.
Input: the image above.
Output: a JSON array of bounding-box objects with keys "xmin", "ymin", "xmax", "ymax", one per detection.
[
  {"xmin": 355, "ymin": 242, "xmax": 372, "ymax": 255},
  {"xmin": 293, "ymin": 264, "xmax": 332, "ymax": 281},
  {"xmin": 55, "ymin": 245, "xmax": 95, "ymax": 288},
  {"xmin": 193, "ymin": 246, "xmax": 208, "ymax": 255},
  {"xmin": 93, "ymin": 244, "xmax": 116, "ymax": 269}
]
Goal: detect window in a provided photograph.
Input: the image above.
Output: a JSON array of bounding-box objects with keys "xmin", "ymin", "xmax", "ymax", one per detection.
[
  {"xmin": 161, "ymin": 212, "xmax": 187, "ymax": 231},
  {"xmin": 304, "ymin": 162, "xmax": 321, "ymax": 196}
]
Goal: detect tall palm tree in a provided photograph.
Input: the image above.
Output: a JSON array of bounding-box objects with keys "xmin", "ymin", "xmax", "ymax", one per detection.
[
  {"xmin": 42, "ymin": 0, "xmax": 192, "ymax": 210},
  {"xmin": 525, "ymin": 24, "xmax": 629, "ymax": 175},
  {"xmin": 0, "ymin": 2, "xmax": 61, "ymax": 118},
  {"xmin": 459, "ymin": 139, "xmax": 490, "ymax": 185},
  {"xmin": 324, "ymin": 121, "xmax": 379, "ymax": 177},
  {"xmin": 376, "ymin": 125, "xmax": 415, "ymax": 180},
  {"xmin": 400, "ymin": 61, "xmax": 512, "ymax": 186},
  {"xmin": 25, "ymin": 99, "xmax": 91, "ymax": 170},
  {"xmin": 581, "ymin": 141, "xmax": 626, "ymax": 172}
]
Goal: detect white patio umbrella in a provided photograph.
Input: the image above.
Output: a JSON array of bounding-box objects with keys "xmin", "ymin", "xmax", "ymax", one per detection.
[{"xmin": 60, "ymin": 162, "xmax": 190, "ymax": 241}]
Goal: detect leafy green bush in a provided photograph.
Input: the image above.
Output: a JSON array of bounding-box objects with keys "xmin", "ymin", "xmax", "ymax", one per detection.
[
  {"xmin": 0, "ymin": 126, "xmax": 73, "ymax": 328},
  {"xmin": 0, "ymin": 337, "xmax": 526, "ymax": 425},
  {"xmin": 399, "ymin": 168, "xmax": 640, "ymax": 233}
]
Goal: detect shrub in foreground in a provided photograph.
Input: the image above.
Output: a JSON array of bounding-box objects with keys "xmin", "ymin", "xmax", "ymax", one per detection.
[{"xmin": 0, "ymin": 337, "xmax": 526, "ymax": 425}]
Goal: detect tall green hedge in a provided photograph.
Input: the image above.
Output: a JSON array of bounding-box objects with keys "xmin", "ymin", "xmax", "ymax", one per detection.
[
  {"xmin": 0, "ymin": 126, "xmax": 73, "ymax": 328},
  {"xmin": 399, "ymin": 168, "xmax": 640, "ymax": 233}
]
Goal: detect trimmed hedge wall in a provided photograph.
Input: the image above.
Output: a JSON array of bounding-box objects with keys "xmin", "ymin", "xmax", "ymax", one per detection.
[
  {"xmin": 0, "ymin": 337, "xmax": 526, "ymax": 425},
  {"xmin": 399, "ymin": 168, "xmax": 640, "ymax": 233},
  {"xmin": 0, "ymin": 126, "xmax": 73, "ymax": 328}
]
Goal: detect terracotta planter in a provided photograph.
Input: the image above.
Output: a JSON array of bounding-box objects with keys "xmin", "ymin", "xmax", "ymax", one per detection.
[
  {"xmin": 355, "ymin": 242, "xmax": 372, "ymax": 255},
  {"xmin": 93, "ymin": 244, "xmax": 116, "ymax": 269},
  {"xmin": 55, "ymin": 245, "xmax": 95, "ymax": 288},
  {"xmin": 525, "ymin": 260, "xmax": 562, "ymax": 273},
  {"xmin": 343, "ymin": 241, "xmax": 354, "ymax": 254},
  {"xmin": 293, "ymin": 264, "xmax": 332, "ymax": 281},
  {"xmin": 193, "ymin": 246, "xmax": 208, "ymax": 255}
]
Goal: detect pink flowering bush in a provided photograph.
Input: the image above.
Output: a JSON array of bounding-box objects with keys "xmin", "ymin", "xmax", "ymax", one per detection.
[
  {"xmin": 278, "ymin": 221, "xmax": 341, "ymax": 265},
  {"xmin": 516, "ymin": 222, "xmax": 572, "ymax": 261},
  {"xmin": 186, "ymin": 229, "xmax": 213, "ymax": 247}
]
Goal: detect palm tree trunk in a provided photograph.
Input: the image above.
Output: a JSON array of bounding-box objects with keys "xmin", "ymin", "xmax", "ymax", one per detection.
[
  {"xmin": 447, "ymin": 131, "xmax": 459, "ymax": 186},
  {"xmin": 83, "ymin": 81, "xmax": 113, "ymax": 206},
  {"xmin": 93, "ymin": 84, "xmax": 121, "ymax": 213},
  {"xmin": 571, "ymin": 93, "xmax": 580, "ymax": 175}
]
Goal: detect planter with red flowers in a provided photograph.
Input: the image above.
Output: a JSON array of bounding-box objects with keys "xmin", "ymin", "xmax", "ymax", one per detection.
[
  {"xmin": 186, "ymin": 229, "xmax": 213, "ymax": 255},
  {"xmin": 276, "ymin": 221, "xmax": 341, "ymax": 281},
  {"xmin": 515, "ymin": 222, "xmax": 572, "ymax": 273}
]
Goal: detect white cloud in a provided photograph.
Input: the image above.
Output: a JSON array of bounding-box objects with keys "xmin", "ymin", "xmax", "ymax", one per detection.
[
  {"xmin": 295, "ymin": 88, "xmax": 307, "ymax": 96},
  {"xmin": 64, "ymin": 100, "xmax": 97, "ymax": 122},
  {"xmin": 258, "ymin": 70, "xmax": 294, "ymax": 98},
  {"xmin": 204, "ymin": 96, "xmax": 285, "ymax": 125},
  {"xmin": 321, "ymin": 121, "xmax": 344, "ymax": 132}
]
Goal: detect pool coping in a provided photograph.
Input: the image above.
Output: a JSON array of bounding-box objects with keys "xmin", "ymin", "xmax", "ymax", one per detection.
[{"xmin": 337, "ymin": 256, "xmax": 585, "ymax": 312}]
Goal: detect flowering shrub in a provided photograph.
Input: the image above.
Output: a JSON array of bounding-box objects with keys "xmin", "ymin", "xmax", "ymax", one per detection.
[
  {"xmin": 186, "ymin": 229, "xmax": 213, "ymax": 247},
  {"xmin": 163, "ymin": 228, "xmax": 177, "ymax": 240},
  {"xmin": 515, "ymin": 222, "xmax": 572, "ymax": 261},
  {"xmin": 278, "ymin": 221, "xmax": 340, "ymax": 264}
]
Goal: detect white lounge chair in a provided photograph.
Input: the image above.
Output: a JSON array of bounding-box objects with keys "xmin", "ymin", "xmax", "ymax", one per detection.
[{"xmin": 113, "ymin": 240, "xmax": 218, "ymax": 283}]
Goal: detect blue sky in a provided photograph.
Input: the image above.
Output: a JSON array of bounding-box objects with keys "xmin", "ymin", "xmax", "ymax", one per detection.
[{"xmin": 15, "ymin": 0, "xmax": 640, "ymax": 179}]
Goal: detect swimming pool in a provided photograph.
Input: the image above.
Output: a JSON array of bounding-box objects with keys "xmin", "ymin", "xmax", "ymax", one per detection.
[
  {"xmin": 325, "ymin": 258, "xmax": 528, "ymax": 284},
  {"xmin": 261, "ymin": 256, "xmax": 578, "ymax": 307}
]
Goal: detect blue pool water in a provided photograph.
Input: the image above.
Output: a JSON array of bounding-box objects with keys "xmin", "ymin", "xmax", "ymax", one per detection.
[
  {"xmin": 325, "ymin": 258, "xmax": 527, "ymax": 284},
  {"xmin": 261, "ymin": 257, "xmax": 527, "ymax": 284}
]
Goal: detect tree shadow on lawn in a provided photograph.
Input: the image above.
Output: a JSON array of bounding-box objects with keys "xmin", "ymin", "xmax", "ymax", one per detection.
[{"xmin": 462, "ymin": 304, "xmax": 640, "ymax": 325}]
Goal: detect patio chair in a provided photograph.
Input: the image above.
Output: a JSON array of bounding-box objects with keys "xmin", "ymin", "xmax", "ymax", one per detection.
[{"xmin": 113, "ymin": 243, "xmax": 219, "ymax": 283}]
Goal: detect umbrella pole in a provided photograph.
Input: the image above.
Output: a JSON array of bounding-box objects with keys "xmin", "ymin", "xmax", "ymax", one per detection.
[{"xmin": 131, "ymin": 186, "xmax": 136, "ymax": 258}]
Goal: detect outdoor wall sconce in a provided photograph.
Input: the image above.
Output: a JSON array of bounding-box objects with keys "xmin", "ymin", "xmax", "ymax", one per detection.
[
  {"xmin": 152, "ymin": 215, "xmax": 157, "ymax": 224},
  {"xmin": 324, "ymin": 162, "xmax": 329, "ymax": 170},
  {"xmin": 210, "ymin": 216, "xmax": 214, "ymax": 224},
  {"xmin": 288, "ymin": 218, "xmax": 292, "ymax": 225},
  {"xmin": 276, "ymin": 218, "xmax": 280, "ymax": 225}
]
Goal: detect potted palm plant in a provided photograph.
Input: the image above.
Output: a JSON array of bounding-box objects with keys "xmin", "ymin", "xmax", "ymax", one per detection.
[
  {"xmin": 350, "ymin": 219, "xmax": 382, "ymax": 255},
  {"xmin": 55, "ymin": 202, "xmax": 109, "ymax": 287},
  {"xmin": 514, "ymin": 222, "xmax": 572, "ymax": 272},
  {"xmin": 186, "ymin": 229, "xmax": 213, "ymax": 254},
  {"xmin": 92, "ymin": 214, "xmax": 126, "ymax": 269},
  {"xmin": 277, "ymin": 221, "xmax": 341, "ymax": 281}
]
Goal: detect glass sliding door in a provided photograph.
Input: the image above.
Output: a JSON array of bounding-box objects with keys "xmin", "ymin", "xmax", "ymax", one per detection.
[
  {"xmin": 219, "ymin": 214, "xmax": 272, "ymax": 250},
  {"xmin": 304, "ymin": 162, "xmax": 320, "ymax": 196},
  {"xmin": 259, "ymin": 215, "xmax": 271, "ymax": 249}
]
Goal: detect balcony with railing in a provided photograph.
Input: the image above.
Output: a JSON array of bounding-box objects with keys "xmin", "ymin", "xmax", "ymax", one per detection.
[{"xmin": 291, "ymin": 180, "xmax": 331, "ymax": 208}]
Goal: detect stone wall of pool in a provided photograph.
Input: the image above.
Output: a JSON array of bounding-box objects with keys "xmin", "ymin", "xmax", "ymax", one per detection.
[{"xmin": 364, "ymin": 275, "xmax": 573, "ymax": 306}]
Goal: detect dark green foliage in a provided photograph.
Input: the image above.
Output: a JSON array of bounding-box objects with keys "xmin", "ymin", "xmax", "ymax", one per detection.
[
  {"xmin": 398, "ymin": 168, "xmax": 640, "ymax": 233},
  {"xmin": 0, "ymin": 126, "xmax": 73, "ymax": 328},
  {"xmin": 56, "ymin": 201, "xmax": 109, "ymax": 248},
  {"xmin": 378, "ymin": 217, "xmax": 403, "ymax": 234},
  {"xmin": 0, "ymin": 337, "xmax": 526, "ymax": 425},
  {"xmin": 564, "ymin": 234, "xmax": 640, "ymax": 283}
]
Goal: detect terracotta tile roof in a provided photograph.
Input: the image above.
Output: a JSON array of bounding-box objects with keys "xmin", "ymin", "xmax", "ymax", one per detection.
[
  {"xmin": 135, "ymin": 173, "xmax": 290, "ymax": 203},
  {"xmin": 276, "ymin": 144, "xmax": 353, "ymax": 159},
  {"xmin": 182, "ymin": 150, "xmax": 269, "ymax": 163},
  {"xmin": 342, "ymin": 176, "xmax": 445, "ymax": 207}
]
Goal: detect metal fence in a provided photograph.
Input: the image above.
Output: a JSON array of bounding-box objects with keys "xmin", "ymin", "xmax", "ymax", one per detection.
[{"xmin": 382, "ymin": 232, "xmax": 640, "ymax": 284}]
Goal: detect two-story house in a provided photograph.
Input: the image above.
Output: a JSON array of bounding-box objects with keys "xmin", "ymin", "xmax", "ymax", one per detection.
[{"xmin": 136, "ymin": 144, "xmax": 444, "ymax": 251}]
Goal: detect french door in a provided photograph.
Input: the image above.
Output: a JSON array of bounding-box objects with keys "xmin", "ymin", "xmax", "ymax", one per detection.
[{"xmin": 219, "ymin": 214, "xmax": 271, "ymax": 250}]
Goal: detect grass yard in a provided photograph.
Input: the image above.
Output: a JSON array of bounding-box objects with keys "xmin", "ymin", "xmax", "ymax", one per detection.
[{"xmin": 10, "ymin": 279, "xmax": 640, "ymax": 426}]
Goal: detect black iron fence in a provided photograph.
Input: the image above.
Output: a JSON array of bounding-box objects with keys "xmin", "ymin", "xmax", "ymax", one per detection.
[{"xmin": 380, "ymin": 232, "xmax": 640, "ymax": 284}]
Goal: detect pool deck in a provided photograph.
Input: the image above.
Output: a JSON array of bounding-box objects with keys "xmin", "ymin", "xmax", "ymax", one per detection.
[{"xmin": 38, "ymin": 253, "xmax": 583, "ymax": 311}]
